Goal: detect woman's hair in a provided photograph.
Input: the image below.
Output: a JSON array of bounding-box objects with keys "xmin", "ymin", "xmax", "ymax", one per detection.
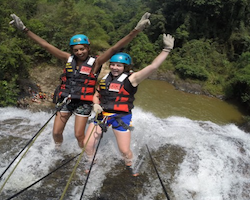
[{"xmin": 124, "ymin": 64, "xmax": 132, "ymax": 73}]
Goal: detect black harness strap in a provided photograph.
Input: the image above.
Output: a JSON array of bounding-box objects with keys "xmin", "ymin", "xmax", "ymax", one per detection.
[
  {"xmin": 88, "ymin": 115, "xmax": 108, "ymax": 132},
  {"xmin": 112, "ymin": 114, "xmax": 134, "ymax": 131},
  {"xmin": 88, "ymin": 113, "xmax": 134, "ymax": 131}
]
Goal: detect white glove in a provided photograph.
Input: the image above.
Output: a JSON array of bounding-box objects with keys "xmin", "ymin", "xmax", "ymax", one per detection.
[
  {"xmin": 9, "ymin": 14, "xmax": 26, "ymax": 31},
  {"xmin": 93, "ymin": 104, "xmax": 103, "ymax": 114},
  {"xmin": 163, "ymin": 34, "xmax": 175, "ymax": 52},
  {"xmin": 134, "ymin": 12, "xmax": 151, "ymax": 31}
]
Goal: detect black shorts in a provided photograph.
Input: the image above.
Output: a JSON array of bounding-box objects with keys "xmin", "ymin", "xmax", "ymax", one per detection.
[{"xmin": 58, "ymin": 99, "xmax": 92, "ymax": 117}]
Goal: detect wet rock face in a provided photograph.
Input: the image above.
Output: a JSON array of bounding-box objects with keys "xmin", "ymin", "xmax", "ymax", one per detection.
[
  {"xmin": 239, "ymin": 121, "xmax": 250, "ymax": 133},
  {"xmin": 87, "ymin": 144, "xmax": 186, "ymax": 200},
  {"xmin": 0, "ymin": 144, "xmax": 185, "ymax": 200}
]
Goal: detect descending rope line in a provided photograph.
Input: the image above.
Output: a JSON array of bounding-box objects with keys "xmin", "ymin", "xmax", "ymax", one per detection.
[
  {"xmin": 59, "ymin": 115, "xmax": 106, "ymax": 200},
  {"xmin": 80, "ymin": 131, "xmax": 102, "ymax": 199},
  {"xmin": 0, "ymin": 113, "xmax": 55, "ymax": 182},
  {"xmin": 6, "ymin": 153, "xmax": 80, "ymax": 200},
  {"xmin": 79, "ymin": 116, "xmax": 108, "ymax": 199},
  {"xmin": 146, "ymin": 144, "xmax": 171, "ymax": 200},
  {"xmin": 0, "ymin": 97, "xmax": 70, "ymax": 194},
  {"xmin": 0, "ymin": 113, "xmax": 55, "ymax": 194}
]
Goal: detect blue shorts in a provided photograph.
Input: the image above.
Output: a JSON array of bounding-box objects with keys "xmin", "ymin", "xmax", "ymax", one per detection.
[{"xmin": 96, "ymin": 113, "xmax": 132, "ymax": 132}]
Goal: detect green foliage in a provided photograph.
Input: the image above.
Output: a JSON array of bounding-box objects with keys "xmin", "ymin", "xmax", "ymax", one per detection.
[
  {"xmin": 74, "ymin": 3, "xmax": 112, "ymax": 52},
  {"xmin": 0, "ymin": 37, "xmax": 30, "ymax": 106},
  {"xmin": 227, "ymin": 52, "xmax": 250, "ymax": 109},
  {"xmin": 175, "ymin": 64, "xmax": 209, "ymax": 80},
  {"xmin": 172, "ymin": 39, "xmax": 230, "ymax": 81},
  {"xmin": 171, "ymin": 39, "xmax": 233, "ymax": 95},
  {"xmin": 0, "ymin": 77, "xmax": 20, "ymax": 107},
  {"xmin": 127, "ymin": 33, "xmax": 156, "ymax": 69},
  {"xmin": 0, "ymin": 39, "xmax": 30, "ymax": 79},
  {"xmin": 145, "ymin": 0, "xmax": 250, "ymax": 57},
  {"xmin": 235, "ymin": 51, "xmax": 250, "ymax": 69},
  {"xmin": 1, "ymin": 0, "xmax": 250, "ymax": 109},
  {"xmin": 175, "ymin": 24, "xmax": 189, "ymax": 42}
]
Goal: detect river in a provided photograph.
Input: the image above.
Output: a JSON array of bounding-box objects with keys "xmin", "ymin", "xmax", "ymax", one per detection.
[{"xmin": 0, "ymin": 79, "xmax": 249, "ymax": 200}]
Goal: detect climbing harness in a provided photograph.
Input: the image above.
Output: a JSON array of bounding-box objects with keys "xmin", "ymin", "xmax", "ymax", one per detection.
[
  {"xmin": 89, "ymin": 113, "xmax": 134, "ymax": 131},
  {"xmin": 112, "ymin": 114, "xmax": 134, "ymax": 131},
  {"xmin": 56, "ymin": 95, "xmax": 71, "ymax": 111},
  {"xmin": 59, "ymin": 115, "xmax": 107, "ymax": 200},
  {"xmin": 0, "ymin": 96, "xmax": 71, "ymax": 194},
  {"xmin": 146, "ymin": 144, "xmax": 171, "ymax": 200}
]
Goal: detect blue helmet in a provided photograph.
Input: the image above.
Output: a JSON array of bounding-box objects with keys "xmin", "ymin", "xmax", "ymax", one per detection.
[
  {"xmin": 110, "ymin": 53, "xmax": 132, "ymax": 65},
  {"xmin": 69, "ymin": 34, "xmax": 90, "ymax": 46}
]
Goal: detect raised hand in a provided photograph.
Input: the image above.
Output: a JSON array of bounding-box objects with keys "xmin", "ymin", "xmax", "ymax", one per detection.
[
  {"xmin": 9, "ymin": 14, "xmax": 26, "ymax": 31},
  {"xmin": 134, "ymin": 12, "xmax": 151, "ymax": 31},
  {"xmin": 163, "ymin": 34, "xmax": 174, "ymax": 52}
]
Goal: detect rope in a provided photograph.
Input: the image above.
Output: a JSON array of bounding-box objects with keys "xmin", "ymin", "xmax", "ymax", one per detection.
[
  {"xmin": 79, "ymin": 116, "xmax": 107, "ymax": 199},
  {"xmin": 146, "ymin": 144, "xmax": 171, "ymax": 200},
  {"xmin": 6, "ymin": 153, "xmax": 80, "ymax": 200},
  {"xmin": 0, "ymin": 113, "xmax": 55, "ymax": 182},
  {"xmin": 59, "ymin": 115, "xmax": 104, "ymax": 200},
  {"xmin": 0, "ymin": 96, "xmax": 70, "ymax": 194},
  {"xmin": 0, "ymin": 113, "xmax": 55, "ymax": 194}
]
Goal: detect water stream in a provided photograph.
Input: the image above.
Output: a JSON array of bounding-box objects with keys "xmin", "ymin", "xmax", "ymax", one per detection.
[{"xmin": 0, "ymin": 79, "xmax": 249, "ymax": 200}]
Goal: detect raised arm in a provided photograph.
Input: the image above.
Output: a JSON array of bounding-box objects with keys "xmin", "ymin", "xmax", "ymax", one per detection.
[
  {"xmin": 10, "ymin": 14, "xmax": 70, "ymax": 61},
  {"xmin": 129, "ymin": 34, "xmax": 175, "ymax": 87},
  {"xmin": 92, "ymin": 12, "xmax": 151, "ymax": 74}
]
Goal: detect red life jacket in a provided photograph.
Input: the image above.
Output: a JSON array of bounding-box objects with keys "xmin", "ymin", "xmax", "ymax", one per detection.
[
  {"xmin": 99, "ymin": 72, "xmax": 137, "ymax": 113},
  {"xmin": 58, "ymin": 55, "xmax": 97, "ymax": 102}
]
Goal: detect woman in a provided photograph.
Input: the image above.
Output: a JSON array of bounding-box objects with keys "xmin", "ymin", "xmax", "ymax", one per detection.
[
  {"xmin": 84, "ymin": 33, "xmax": 175, "ymax": 168},
  {"xmin": 9, "ymin": 12, "xmax": 151, "ymax": 149}
]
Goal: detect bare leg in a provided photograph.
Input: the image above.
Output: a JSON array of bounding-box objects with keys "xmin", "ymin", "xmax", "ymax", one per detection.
[
  {"xmin": 84, "ymin": 123, "xmax": 102, "ymax": 160},
  {"xmin": 113, "ymin": 129, "xmax": 133, "ymax": 166},
  {"xmin": 52, "ymin": 112, "xmax": 71, "ymax": 145},
  {"xmin": 74, "ymin": 115, "xmax": 89, "ymax": 148}
]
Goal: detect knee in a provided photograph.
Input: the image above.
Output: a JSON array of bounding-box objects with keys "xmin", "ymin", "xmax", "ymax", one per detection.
[{"xmin": 75, "ymin": 130, "xmax": 85, "ymax": 141}]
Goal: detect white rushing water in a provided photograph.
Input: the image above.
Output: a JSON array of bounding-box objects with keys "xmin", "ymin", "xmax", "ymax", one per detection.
[{"xmin": 0, "ymin": 107, "xmax": 249, "ymax": 200}]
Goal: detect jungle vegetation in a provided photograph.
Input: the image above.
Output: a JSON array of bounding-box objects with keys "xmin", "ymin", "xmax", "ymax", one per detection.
[{"xmin": 0, "ymin": 0, "xmax": 250, "ymax": 111}]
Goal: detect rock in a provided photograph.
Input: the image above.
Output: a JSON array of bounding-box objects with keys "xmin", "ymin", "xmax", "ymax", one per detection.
[{"xmin": 149, "ymin": 70, "xmax": 205, "ymax": 95}]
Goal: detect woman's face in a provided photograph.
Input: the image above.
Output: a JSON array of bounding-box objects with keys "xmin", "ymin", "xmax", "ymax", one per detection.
[
  {"xmin": 72, "ymin": 44, "xmax": 89, "ymax": 61},
  {"xmin": 109, "ymin": 62, "xmax": 125, "ymax": 77}
]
